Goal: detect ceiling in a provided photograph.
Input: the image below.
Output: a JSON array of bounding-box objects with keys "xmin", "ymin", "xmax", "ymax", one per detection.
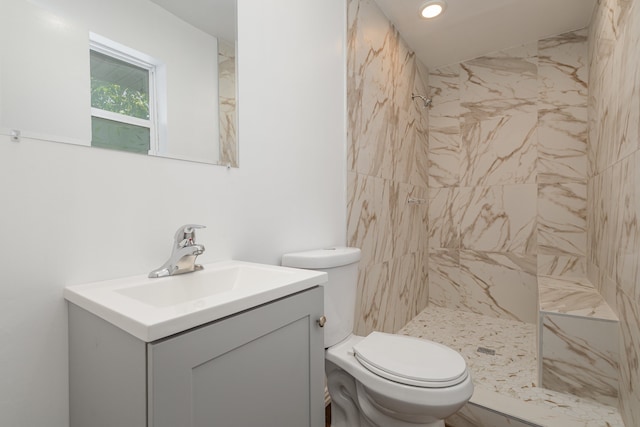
[
  {"xmin": 149, "ymin": 0, "xmax": 236, "ymax": 41},
  {"xmin": 373, "ymin": 0, "xmax": 597, "ymax": 69}
]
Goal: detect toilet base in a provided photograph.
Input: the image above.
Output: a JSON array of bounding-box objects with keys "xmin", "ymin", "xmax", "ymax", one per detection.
[{"xmin": 326, "ymin": 361, "xmax": 447, "ymax": 427}]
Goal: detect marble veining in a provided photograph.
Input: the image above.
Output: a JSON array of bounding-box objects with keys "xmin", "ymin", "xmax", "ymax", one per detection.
[
  {"xmin": 354, "ymin": 261, "xmax": 389, "ymax": 335},
  {"xmin": 460, "ymin": 113, "xmax": 538, "ymax": 187},
  {"xmin": 459, "ymin": 185, "xmax": 537, "ymax": 254},
  {"xmin": 347, "ymin": 0, "xmax": 429, "ymax": 336},
  {"xmin": 460, "ymin": 43, "xmax": 538, "ymax": 124},
  {"xmin": 438, "ymin": 250, "xmax": 537, "ymax": 323},
  {"xmin": 538, "ymin": 276, "xmax": 620, "ymax": 406},
  {"xmin": 217, "ymin": 38, "xmax": 237, "ymax": 168},
  {"xmin": 428, "ymin": 124, "xmax": 460, "ymax": 188},
  {"xmin": 538, "ymin": 276, "xmax": 617, "ymax": 319},
  {"xmin": 537, "ymin": 29, "xmax": 587, "ymax": 186},
  {"xmin": 428, "ymin": 29, "xmax": 588, "ymax": 326},
  {"xmin": 347, "ymin": 0, "xmax": 429, "ymax": 186},
  {"xmin": 537, "ymin": 254, "xmax": 586, "ymax": 277},
  {"xmin": 537, "ymin": 183, "xmax": 587, "ymax": 257},
  {"xmin": 399, "ymin": 306, "xmax": 624, "ymax": 427},
  {"xmin": 428, "ymin": 246, "xmax": 538, "ymax": 324},
  {"xmin": 537, "ymin": 30, "xmax": 588, "ymax": 111},
  {"xmin": 428, "ymin": 65, "xmax": 462, "ymax": 188},
  {"xmin": 610, "ymin": 153, "xmax": 639, "ymax": 297},
  {"xmin": 588, "ymin": 0, "xmax": 640, "ymax": 425},
  {"xmin": 428, "ymin": 188, "xmax": 460, "ymax": 249},
  {"xmin": 541, "ymin": 314, "xmax": 619, "ymax": 406},
  {"xmin": 347, "ymin": 172, "xmax": 393, "ymax": 267},
  {"xmin": 537, "ymin": 108, "xmax": 587, "ymax": 184},
  {"xmin": 616, "ymin": 287, "xmax": 640, "ymax": 425}
]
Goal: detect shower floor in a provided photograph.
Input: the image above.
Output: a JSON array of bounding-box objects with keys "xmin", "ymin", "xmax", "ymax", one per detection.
[{"xmin": 398, "ymin": 306, "xmax": 624, "ymax": 427}]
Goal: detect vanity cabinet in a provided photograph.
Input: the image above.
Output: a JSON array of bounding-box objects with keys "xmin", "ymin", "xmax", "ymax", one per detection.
[{"xmin": 68, "ymin": 286, "xmax": 325, "ymax": 427}]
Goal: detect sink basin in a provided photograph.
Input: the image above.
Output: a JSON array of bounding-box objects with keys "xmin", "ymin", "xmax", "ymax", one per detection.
[
  {"xmin": 64, "ymin": 260, "xmax": 327, "ymax": 342},
  {"xmin": 116, "ymin": 264, "xmax": 305, "ymax": 308}
]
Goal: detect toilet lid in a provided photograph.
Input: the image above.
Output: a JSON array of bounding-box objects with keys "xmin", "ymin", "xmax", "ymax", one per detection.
[{"xmin": 352, "ymin": 332, "xmax": 468, "ymax": 388}]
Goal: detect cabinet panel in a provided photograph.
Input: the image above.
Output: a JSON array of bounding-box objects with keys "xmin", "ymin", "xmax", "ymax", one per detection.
[
  {"xmin": 68, "ymin": 304, "xmax": 147, "ymax": 427},
  {"xmin": 148, "ymin": 287, "xmax": 324, "ymax": 427}
]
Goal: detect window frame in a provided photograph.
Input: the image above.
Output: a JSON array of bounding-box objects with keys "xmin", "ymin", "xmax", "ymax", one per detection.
[{"xmin": 89, "ymin": 33, "xmax": 161, "ymax": 155}]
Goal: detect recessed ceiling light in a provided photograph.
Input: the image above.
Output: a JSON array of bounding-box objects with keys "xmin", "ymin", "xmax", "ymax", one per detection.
[{"xmin": 419, "ymin": 0, "xmax": 446, "ymax": 19}]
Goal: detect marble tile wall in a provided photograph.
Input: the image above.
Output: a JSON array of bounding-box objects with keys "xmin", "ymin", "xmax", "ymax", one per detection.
[
  {"xmin": 346, "ymin": 0, "xmax": 430, "ymax": 335},
  {"xmin": 218, "ymin": 39, "xmax": 237, "ymax": 167},
  {"xmin": 540, "ymin": 314, "xmax": 619, "ymax": 406},
  {"xmin": 428, "ymin": 30, "xmax": 589, "ymax": 324},
  {"xmin": 538, "ymin": 276, "xmax": 620, "ymax": 406},
  {"xmin": 587, "ymin": 0, "xmax": 640, "ymax": 425}
]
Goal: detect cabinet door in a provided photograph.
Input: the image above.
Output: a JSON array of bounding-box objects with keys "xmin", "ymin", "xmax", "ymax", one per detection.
[{"xmin": 148, "ymin": 287, "xmax": 324, "ymax": 427}]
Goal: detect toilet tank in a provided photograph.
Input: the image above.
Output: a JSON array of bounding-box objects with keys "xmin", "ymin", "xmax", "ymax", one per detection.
[{"xmin": 282, "ymin": 247, "xmax": 361, "ymax": 348}]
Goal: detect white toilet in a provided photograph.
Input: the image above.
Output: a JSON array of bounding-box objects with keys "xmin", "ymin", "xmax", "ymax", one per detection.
[{"xmin": 282, "ymin": 247, "xmax": 473, "ymax": 427}]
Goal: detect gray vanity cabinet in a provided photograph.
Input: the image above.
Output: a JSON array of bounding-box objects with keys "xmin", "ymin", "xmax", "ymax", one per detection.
[{"xmin": 69, "ymin": 286, "xmax": 325, "ymax": 427}]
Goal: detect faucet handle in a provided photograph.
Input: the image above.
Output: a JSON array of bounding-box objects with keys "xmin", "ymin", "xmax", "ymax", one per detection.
[{"xmin": 174, "ymin": 224, "xmax": 206, "ymax": 244}]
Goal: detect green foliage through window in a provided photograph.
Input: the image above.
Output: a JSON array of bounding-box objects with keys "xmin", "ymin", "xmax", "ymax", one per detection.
[
  {"xmin": 91, "ymin": 77, "xmax": 150, "ymax": 120},
  {"xmin": 90, "ymin": 45, "xmax": 153, "ymax": 153}
]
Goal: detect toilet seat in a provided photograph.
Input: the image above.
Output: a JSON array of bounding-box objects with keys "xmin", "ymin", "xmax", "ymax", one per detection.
[{"xmin": 352, "ymin": 332, "xmax": 468, "ymax": 388}]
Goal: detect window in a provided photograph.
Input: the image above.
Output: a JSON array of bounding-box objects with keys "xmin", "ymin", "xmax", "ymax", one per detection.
[{"xmin": 89, "ymin": 34, "xmax": 159, "ymax": 155}]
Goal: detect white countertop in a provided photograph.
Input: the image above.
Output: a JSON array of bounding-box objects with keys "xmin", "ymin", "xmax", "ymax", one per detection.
[{"xmin": 64, "ymin": 260, "xmax": 327, "ymax": 342}]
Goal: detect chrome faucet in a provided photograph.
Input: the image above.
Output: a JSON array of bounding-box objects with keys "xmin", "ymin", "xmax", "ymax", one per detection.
[{"xmin": 148, "ymin": 224, "xmax": 206, "ymax": 278}]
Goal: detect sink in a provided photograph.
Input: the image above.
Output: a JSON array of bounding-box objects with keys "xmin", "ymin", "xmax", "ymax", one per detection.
[
  {"xmin": 64, "ymin": 260, "xmax": 327, "ymax": 342},
  {"xmin": 116, "ymin": 264, "xmax": 305, "ymax": 308}
]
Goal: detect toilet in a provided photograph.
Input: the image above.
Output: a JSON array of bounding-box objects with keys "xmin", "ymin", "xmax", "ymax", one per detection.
[{"xmin": 282, "ymin": 247, "xmax": 473, "ymax": 427}]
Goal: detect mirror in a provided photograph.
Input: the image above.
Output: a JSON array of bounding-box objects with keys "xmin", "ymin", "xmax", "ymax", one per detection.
[{"xmin": 0, "ymin": 0, "xmax": 238, "ymax": 167}]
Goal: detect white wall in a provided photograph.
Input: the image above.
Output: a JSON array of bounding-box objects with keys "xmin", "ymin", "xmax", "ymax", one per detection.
[{"xmin": 0, "ymin": 0, "xmax": 347, "ymax": 425}]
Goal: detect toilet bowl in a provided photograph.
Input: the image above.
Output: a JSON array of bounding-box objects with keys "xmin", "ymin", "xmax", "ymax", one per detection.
[
  {"xmin": 282, "ymin": 247, "xmax": 473, "ymax": 427},
  {"xmin": 326, "ymin": 334, "xmax": 473, "ymax": 427}
]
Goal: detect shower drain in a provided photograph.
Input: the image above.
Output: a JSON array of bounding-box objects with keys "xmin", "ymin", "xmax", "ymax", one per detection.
[{"xmin": 477, "ymin": 346, "xmax": 496, "ymax": 355}]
